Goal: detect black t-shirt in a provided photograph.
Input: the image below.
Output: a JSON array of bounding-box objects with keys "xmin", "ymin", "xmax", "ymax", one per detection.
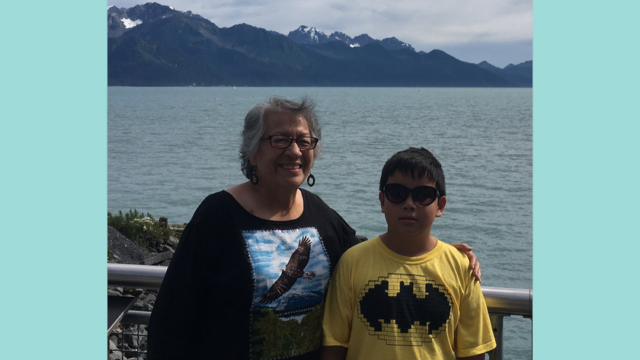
[{"xmin": 148, "ymin": 189, "xmax": 360, "ymax": 360}]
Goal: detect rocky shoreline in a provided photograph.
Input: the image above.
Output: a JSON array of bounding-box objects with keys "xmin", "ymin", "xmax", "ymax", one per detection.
[
  {"xmin": 108, "ymin": 224, "xmax": 184, "ymax": 360},
  {"xmin": 107, "ymin": 225, "xmax": 182, "ymax": 266}
]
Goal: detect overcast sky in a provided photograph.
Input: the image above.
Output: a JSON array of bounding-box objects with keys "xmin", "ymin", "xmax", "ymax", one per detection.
[{"xmin": 108, "ymin": 0, "xmax": 532, "ymax": 68}]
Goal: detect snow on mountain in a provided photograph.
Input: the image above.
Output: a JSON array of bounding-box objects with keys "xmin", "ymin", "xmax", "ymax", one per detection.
[
  {"xmin": 121, "ymin": 18, "xmax": 142, "ymax": 29},
  {"xmin": 288, "ymin": 26, "xmax": 415, "ymax": 52},
  {"xmin": 306, "ymin": 27, "xmax": 321, "ymax": 42},
  {"xmin": 288, "ymin": 26, "xmax": 329, "ymax": 44},
  {"xmin": 108, "ymin": 3, "xmax": 191, "ymax": 38}
]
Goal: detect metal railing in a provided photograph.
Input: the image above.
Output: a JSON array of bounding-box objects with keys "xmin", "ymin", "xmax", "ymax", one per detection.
[{"xmin": 107, "ymin": 264, "xmax": 532, "ymax": 360}]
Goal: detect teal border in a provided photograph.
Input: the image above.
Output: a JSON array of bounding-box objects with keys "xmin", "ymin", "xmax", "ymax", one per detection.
[
  {"xmin": 534, "ymin": 0, "xmax": 639, "ymax": 358},
  {"xmin": 0, "ymin": 2, "xmax": 105, "ymax": 357},
  {"xmin": 15, "ymin": 0, "xmax": 640, "ymax": 357}
]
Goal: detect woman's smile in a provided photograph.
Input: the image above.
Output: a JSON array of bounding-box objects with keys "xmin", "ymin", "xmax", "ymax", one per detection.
[{"xmin": 279, "ymin": 163, "xmax": 303, "ymax": 170}]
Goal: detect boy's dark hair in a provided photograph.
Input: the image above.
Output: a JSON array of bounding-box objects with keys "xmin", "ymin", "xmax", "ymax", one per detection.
[{"xmin": 379, "ymin": 147, "xmax": 446, "ymax": 196}]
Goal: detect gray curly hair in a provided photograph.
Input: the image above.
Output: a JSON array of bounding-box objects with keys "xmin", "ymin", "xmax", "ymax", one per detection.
[{"xmin": 240, "ymin": 96, "xmax": 322, "ymax": 179}]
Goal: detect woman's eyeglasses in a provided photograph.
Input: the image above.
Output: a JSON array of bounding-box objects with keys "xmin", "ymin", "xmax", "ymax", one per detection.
[
  {"xmin": 382, "ymin": 183, "xmax": 440, "ymax": 206},
  {"xmin": 260, "ymin": 135, "xmax": 319, "ymax": 150}
]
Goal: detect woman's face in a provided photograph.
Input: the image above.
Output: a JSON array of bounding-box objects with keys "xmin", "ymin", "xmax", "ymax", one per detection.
[{"xmin": 250, "ymin": 111, "xmax": 315, "ymax": 191}]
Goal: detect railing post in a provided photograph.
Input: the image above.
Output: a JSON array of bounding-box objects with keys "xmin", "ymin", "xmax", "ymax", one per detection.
[{"xmin": 487, "ymin": 314, "xmax": 505, "ymax": 360}]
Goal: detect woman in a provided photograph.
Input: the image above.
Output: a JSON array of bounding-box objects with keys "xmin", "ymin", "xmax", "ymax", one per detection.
[{"xmin": 147, "ymin": 96, "xmax": 479, "ymax": 360}]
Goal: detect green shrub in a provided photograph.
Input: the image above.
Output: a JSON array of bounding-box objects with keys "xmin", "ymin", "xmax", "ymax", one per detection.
[{"xmin": 108, "ymin": 210, "xmax": 174, "ymax": 248}]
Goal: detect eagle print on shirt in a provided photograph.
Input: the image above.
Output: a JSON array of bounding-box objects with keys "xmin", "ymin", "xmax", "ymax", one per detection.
[
  {"xmin": 259, "ymin": 236, "xmax": 316, "ymax": 303},
  {"xmin": 243, "ymin": 227, "xmax": 330, "ymax": 360}
]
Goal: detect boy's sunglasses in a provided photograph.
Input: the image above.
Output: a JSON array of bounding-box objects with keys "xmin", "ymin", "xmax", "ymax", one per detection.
[{"xmin": 382, "ymin": 183, "xmax": 440, "ymax": 206}]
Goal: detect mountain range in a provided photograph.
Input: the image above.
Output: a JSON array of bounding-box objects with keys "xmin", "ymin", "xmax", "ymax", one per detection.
[
  {"xmin": 287, "ymin": 26, "xmax": 415, "ymax": 52},
  {"xmin": 108, "ymin": 3, "xmax": 532, "ymax": 87}
]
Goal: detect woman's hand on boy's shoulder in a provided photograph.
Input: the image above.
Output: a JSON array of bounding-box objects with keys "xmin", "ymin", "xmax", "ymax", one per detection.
[{"xmin": 450, "ymin": 243, "xmax": 482, "ymax": 283}]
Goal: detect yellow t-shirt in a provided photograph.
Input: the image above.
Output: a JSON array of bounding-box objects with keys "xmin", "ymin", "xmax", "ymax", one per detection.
[{"xmin": 322, "ymin": 236, "xmax": 496, "ymax": 359}]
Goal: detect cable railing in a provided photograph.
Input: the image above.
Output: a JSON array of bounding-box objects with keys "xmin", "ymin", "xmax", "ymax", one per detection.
[{"xmin": 107, "ymin": 264, "xmax": 531, "ymax": 360}]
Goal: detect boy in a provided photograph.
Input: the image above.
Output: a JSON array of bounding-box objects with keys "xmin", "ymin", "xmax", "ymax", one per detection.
[{"xmin": 321, "ymin": 147, "xmax": 496, "ymax": 360}]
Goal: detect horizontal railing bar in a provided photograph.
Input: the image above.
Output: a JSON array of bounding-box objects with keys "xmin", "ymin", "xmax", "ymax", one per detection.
[
  {"xmin": 483, "ymin": 287, "xmax": 532, "ymax": 317},
  {"xmin": 121, "ymin": 310, "xmax": 151, "ymax": 325},
  {"xmin": 108, "ymin": 264, "xmax": 167, "ymax": 289},
  {"xmin": 108, "ymin": 264, "xmax": 532, "ymax": 317}
]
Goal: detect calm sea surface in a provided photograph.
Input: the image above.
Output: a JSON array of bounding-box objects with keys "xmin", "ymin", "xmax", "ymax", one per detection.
[{"xmin": 108, "ymin": 87, "xmax": 532, "ymax": 359}]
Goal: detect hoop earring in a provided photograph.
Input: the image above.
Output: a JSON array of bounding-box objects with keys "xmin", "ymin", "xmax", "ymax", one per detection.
[
  {"xmin": 250, "ymin": 166, "xmax": 259, "ymax": 185},
  {"xmin": 307, "ymin": 173, "xmax": 315, "ymax": 187}
]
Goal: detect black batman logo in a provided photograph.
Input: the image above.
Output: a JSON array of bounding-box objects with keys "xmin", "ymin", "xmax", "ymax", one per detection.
[{"xmin": 357, "ymin": 274, "xmax": 451, "ymax": 345}]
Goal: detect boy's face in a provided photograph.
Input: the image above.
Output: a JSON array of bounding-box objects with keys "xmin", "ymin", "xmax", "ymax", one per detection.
[{"xmin": 379, "ymin": 171, "xmax": 446, "ymax": 238}]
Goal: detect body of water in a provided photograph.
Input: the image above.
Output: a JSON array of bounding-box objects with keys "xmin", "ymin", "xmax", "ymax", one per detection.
[{"xmin": 108, "ymin": 86, "xmax": 532, "ymax": 359}]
